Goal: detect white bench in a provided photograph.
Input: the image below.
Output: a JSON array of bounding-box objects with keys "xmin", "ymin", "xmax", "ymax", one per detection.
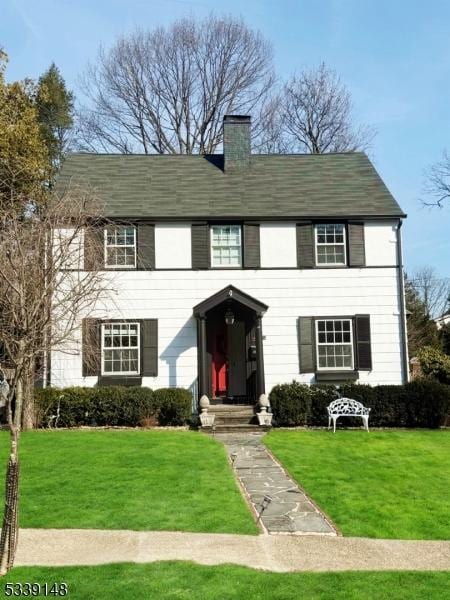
[{"xmin": 327, "ymin": 398, "xmax": 371, "ymax": 433}]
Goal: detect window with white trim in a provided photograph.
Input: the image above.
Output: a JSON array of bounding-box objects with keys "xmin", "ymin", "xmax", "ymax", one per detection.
[
  {"xmin": 105, "ymin": 226, "xmax": 136, "ymax": 268},
  {"xmin": 316, "ymin": 319, "xmax": 354, "ymax": 370},
  {"xmin": 315, "ymin": 224, "xmax": 346, "ymax": 265},
  {"xmin": 102, "ymin": 322, "xmax": 140, "ymax": 375},
  {"xmin": 210, "ymin": 225, "xmax": 242, "ymax": 267}
]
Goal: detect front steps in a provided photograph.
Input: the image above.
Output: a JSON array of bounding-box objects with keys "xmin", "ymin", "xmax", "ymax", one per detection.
[
  {"xmin": 200, "ymin": 403, "xmax": 271, "ymax": 433},
  {"xmin": 211, "ymin": 405, "xmax": 254, "ymax": 424}
]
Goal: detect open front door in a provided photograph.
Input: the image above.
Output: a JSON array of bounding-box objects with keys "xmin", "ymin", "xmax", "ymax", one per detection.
[
  {"xmin": 227, "ymin": 321, "xmax": 246, "ymax": 397},
  {"xmin": 211, "ymin": 321, "xmax": 246, "ymax": 398},
  {"xmin": 211, "ymin": 326, "xmax": 227, "ymax": 397}
]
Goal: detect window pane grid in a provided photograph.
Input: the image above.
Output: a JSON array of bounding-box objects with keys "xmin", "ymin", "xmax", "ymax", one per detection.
[
  {"xmin": 105, "ymin": 226, "xmax": 136, "ymax": 268},
  {"xmin": 316, "ymin": 319, "xmax": 353, "ymax": 370},
  {"xmin": 102, "ymin": 323, "xmax": 140, "ymax": 375},
  {"xmin": 316, "ymin": 224, "xmax": 346, "ymax": 265},
  {"xmin": 211, "ymin": 225, "xmax": 242, "ymax": 267}
]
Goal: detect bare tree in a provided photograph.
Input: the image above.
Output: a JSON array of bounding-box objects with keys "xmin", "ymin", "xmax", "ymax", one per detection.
[
  {"xmin": 410, "ymin": 266, "xmax": 450, "ymax": 319},
  {"xmin": 252, "ymin": 93, "xmax": 290, "ymax": 154},
  {"xmin": 281, "ymin": 63, "xmax": 375, "ymax": 154},
  {"xmin": 404, "ymin": 274, "xmax": 439, "ymax": 358},
  {"xmin": 423, "ymin": 151, "xmax": 450, "ymax": 207},
  {"xmin": 76, "ymin": 15, "xmax": 275, "ymax": 154},
  {"xmin": 0, "ymin": 186, "xmax": 110, "ymax": 573}
]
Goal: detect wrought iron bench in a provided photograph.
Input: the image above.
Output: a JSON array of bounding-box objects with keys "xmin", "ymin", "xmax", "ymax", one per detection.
[{"xmin": 327, "ymin": 398, "xmax": 371, "ymax": 433}]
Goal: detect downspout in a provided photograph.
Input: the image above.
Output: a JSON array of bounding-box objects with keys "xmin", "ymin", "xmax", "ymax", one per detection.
[
  {"xmin": 44, "ymin": 228, "xmax": 52, "ymax": 388},
  {"xmin": 396, "ymin": 220, "xmax": 409, "ymax": 383}
]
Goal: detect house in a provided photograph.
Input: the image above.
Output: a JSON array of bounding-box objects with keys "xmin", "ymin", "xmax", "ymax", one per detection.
[
  {"xmin": 435, "ymin": 311, "xmax": 450, "ymax": 330},
  {"xmin": 52, "ymin": 115, "xmax": 408, "ymax": 408}
]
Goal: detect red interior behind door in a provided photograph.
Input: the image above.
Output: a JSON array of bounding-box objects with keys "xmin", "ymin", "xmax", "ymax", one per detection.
[{"xmin": 212, "ymin": 326, "xmax": 227, "ymax": 397}]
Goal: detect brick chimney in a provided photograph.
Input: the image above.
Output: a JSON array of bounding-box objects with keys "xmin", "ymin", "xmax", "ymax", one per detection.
[{"xmin": 223, "ymin": 115, "xmax": 251, "ymax": 171}]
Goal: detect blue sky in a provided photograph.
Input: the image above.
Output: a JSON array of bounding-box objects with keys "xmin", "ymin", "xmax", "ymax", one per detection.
[{"xmin": 2, "ymin": 0, "xmax": 450, "ymax": 276}]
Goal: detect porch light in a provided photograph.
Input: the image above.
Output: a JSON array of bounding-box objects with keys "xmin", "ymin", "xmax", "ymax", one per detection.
[{"xmin": 224, "ymin": 309, "xmax": 235, "ymax": 325}]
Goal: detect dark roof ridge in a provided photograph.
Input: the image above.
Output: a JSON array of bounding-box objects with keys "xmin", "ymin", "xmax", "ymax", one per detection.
[{"xmin": 65, "ymin": 151, "xmax": 367, "ymax": 159}]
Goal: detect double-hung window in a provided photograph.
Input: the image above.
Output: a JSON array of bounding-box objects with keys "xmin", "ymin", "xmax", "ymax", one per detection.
[
  {"xmin": 316, "ymin": 319, "xmax": 354, "ymax": 370},
  {"xmin": 210, "ymin": 225, "xmax": 242, "ymax": 267},
  {"xmin": 315, "ymin": 224, "xmax": 346, "ymax": 265},
  {"xmin": 105, "ymin": 225, "xmax": 136, "ymax": 268},
  {"xmin": 102, "ymin": 322, "xmax": 140, "ymax": 375}
]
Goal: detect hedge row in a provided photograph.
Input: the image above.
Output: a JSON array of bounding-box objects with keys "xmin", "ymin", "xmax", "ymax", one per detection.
[
  {"xmin": 34, "ymin": 386, "xmax": 192, "ymax": 428},
  {"xmin": 269, "ymin": 379, "xmax": 450, "ymax": 429}
]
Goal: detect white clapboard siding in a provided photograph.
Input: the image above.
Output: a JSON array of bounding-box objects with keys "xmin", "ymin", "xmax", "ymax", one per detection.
[
  {"xmin": 364, "ymin": 221, "xmax": 398, "ymax": 266},
  {"xmin": 155, "ymin": 224, "xmax": 192, "ymax": 269},
  {"xmin": 260, "ymin": 223, "xmax": 297, "ymax": 267},
  {"xmin": 51, "ymin": 264, "xmax": 405, "ymax": 389}
]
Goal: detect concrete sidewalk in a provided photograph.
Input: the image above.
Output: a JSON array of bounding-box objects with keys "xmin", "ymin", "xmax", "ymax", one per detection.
[{"xmin": 15, "ymin": 529, "xmax": 450, "ymax": 572}]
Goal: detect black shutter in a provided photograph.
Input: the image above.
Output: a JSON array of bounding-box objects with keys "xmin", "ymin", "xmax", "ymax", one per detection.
[
  {"xmin": 296, "ymin": 222, "xmax": 314, "ymax": 268},
  {"xmin": 137, "ymin": 223, "xmax": 155, "ymax": 270},
  {"xmin": 243, "ymin": 223, "xmax": 260, "ymax": 268},
  {"xmin": 84, "ymin": 225, "xmax": 104, "ymax": 271},
  {"xmin": 82, "ymin": 318, "xmax": 101, "ymax": 376},
  {"xmin": 355, "ymin": 314, "xmax": 372, "ymax": 370},
  {"xmin": 191, "ymin": 223, "xmax": 209, "ymax": 269},
  {"xmin": 298, "ymin": 317, "xmax": 315, "ymax": 372},
  {"xmin": 348, "ymin": 222, "xmax": 366, "ymax": 267},
  {"xmin": 142, "ymin": 319, "xmax": 158, "ymax": 376}
]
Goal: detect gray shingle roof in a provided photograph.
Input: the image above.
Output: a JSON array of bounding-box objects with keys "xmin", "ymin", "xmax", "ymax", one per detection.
[{"xmin": 56, "ymin": 152, "xmax": 405, "ymax": 219}]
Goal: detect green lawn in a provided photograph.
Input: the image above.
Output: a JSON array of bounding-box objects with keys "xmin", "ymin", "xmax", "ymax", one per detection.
[
  {"xmin": 0, "ymin": 430, "xmax": 257, "ymax": 534},
  {"xmin": 6, "ymin": 563, "xmax": 450, "ymax": 599},
  {"xmin": 264, "ymin": 430, "xmax": 450, "ymax": 539}
]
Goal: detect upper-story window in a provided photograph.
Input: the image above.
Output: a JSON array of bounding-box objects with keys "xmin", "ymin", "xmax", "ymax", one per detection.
[
  {"xmin": 210, "ymin": 225, "xmax": 242, "ymax": 268},
  {"xmin": 101, "ymin": 322, "xmax": 140, "ymax": 375},
  {"xmin": 315, "ymin": 224, "xmax": 346, "ymax": 266},
  {"xmin": 316, "ymin": 319, "xmax": 353, "ymax": 370},
  {"xmin": 105, "ymin": 225, "xmax": 136, "ymax": 269}
]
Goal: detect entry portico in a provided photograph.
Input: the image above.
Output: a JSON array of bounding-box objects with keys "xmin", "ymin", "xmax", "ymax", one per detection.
[{"xmin": 193, "ymin": 285, "xmax": 268, "ymax": 405}]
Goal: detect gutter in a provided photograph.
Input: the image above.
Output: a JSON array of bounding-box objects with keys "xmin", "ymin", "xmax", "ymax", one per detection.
[
  {"xmin": 396, "ymin": 220, "xmax": 410, "ymax": 383},
  {"xmin": 100, "ymin": 214, "xmax": 408, "ymax": 223}
]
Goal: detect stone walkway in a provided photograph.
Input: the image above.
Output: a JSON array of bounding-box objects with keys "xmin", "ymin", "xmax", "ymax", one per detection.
[
  {"xmin": 15, "ymin": 529, "xmax": 450, "ymax": 572},
  {"xmin": 215, "ymin": 433, "xmax": 337, "ymax": 535}
]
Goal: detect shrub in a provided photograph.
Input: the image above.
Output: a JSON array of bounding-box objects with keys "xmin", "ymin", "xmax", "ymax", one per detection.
[
  {"xmin": 309, "ymin": 385, "xmax": 339, "ymax": 426},
  {"xmin": 378, "ymin": 385, "xmax": 410, "ymax": 427},
  {"xmin": 122, "ymin": 387, "xmax": 158, "ymax": 426},
  {"xmin": 152, "ymin": 388, "xmax": 192, "ymax": 426},
  {"xmin": 269, "ymin": 381, "xmax": 311, "ymax": 426},
  {"xmin": 90, "ymin": 386, "xmax": 155, "ymax": 426},
  {"xmin": 268, "ymin": 379, "xmax": 450, "ymax": 429},
  {"xmin": 34, "ymin": 387, "xmax": 61, "ymax": 428},
  {"xmin": 417, "ymin": 346, "xmax": 450, "ymax": 384},
  {"xmin": 91, "ymin": 386, "xmax": 127, "ymax": 426},
  {"xmin": 404, "ymin": 379, "xmax": 450, "ymax": 428},
  {"xmin": 340, "ymin": 383, "xmax": 405, "ymax": 427},
  {"xmin": 35, "ymin": 387, "xmax": 92, "ymax": 427},
  {"xmin": 341, "ymin": 380, "xmax": 449, "ymax": 428},
  {"xmin": 34, "ymin": 386, "xmax": 192, "ymax": 428}
]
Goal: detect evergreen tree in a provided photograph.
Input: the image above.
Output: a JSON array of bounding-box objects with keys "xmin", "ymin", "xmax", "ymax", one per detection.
[
  {"xmin": 0, "ymin": 50, "xmax": 49, "ymax": 207},
  {"xmin": 35, "ymin": 63, "xmax": 74, "ymax": 171}
]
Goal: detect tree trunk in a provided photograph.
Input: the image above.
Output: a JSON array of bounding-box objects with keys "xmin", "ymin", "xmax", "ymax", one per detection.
[
  {"xmin": 21, "ymin": 366, "xmax": 35, "ymax": 431},
  {"xmin": 0, "ymin": 378, "xmax": 22, "ymax": 575},
  {"xmin": 0, "ymin": 456, "xmax": 20, "ymax": 575}
]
